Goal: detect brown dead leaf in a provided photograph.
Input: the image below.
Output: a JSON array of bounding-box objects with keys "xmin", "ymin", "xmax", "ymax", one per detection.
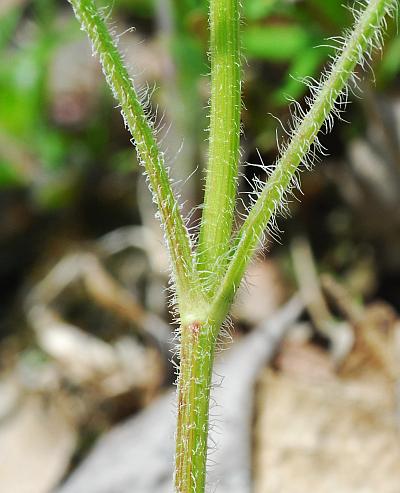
[
  {"xmin": 274, "ymin": 339, "xmax": 336, "ymax": 383},
  {"xmin": 0, "ymin": 0, "xmax": 27, "ymax": 17},
  {"xmin": 255, "ymin": 291, "xmax": 400, "ymax": 493},
  {"xmin": 254, "ymin": 369, "xmax": 400, "ymax": 493},
  {"xmin": 0, "ymin": 396, "xmax": 77, "ymax": 493},
  {"xmin": 232, "ymin": 260, "xmax": 288, "ymax": 325}
]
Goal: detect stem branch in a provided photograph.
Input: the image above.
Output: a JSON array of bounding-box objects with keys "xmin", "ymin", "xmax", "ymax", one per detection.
[
  {"xmin": 213, "ymin": 0, "xmax": 395, "ymax": 312},
  {"xmin": 197, "ymin": 0, "xmax": 241, "ymax": 293},
  {"xmin": 68, "ymin": 0, "xmax": 199, "ymax": 310}
]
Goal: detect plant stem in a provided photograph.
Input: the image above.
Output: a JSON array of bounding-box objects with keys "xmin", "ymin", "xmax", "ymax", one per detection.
[
  {"xmin": 68, "ymin": 0, "xmax": 199, "ymax": 311},
  {"xmin": 68, "ymin": 1, "xmax": 396, "ymax": 492},
  {"xmin": 212, "ymin": 0, "xmax": 395, "ymax": 312},
  {"xmin": 197, "ymin": 0, "xmax": 241, "ymax": 293},
  {"xmin": 175, "ymin": 317, "xmax": 218, "ymax": 493}
]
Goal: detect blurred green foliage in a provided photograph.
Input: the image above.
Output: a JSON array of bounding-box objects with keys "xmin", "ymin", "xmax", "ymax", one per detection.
[
  {"xmin": 0, "ymin": 0, "xmax": 77, "ymax": 202},
  {"xmin": 0, "ymin": 0, "xmax": 399, "ymax": 204}
]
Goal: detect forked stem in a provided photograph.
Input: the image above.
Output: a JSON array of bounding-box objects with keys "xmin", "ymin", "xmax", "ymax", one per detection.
[{"xmin": 67, "ymin": 0, "xmax": 396, "ymax": 492}]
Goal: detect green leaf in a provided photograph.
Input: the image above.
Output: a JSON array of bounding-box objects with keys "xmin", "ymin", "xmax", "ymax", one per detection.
[
  {"xmin": 273, "ymin": 46, "xmax": 330, "ymax": 105},
  {"xmin": 307, "ymin": 0, "xmax": 351, "ymax": 29},
  {"xmin": 0, "ymin": 161, "xmax": 24, "ymax": 186},
  {"xmin": 242, "ymin": 24, "xmax": 313, "ymax": 61},
  {"xmin": 378, "ymin": 33, "xmax": 400, "ymax": 83},
  {"xmin": 0, "ymin": 5, "xmax": 22, "ymax": 49},
  {"xmin": 243, "ymin": 0, "xmax": 277, "ymax": 20}
]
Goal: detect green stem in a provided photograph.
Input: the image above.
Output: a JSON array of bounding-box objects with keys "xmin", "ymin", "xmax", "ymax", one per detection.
[
  {"xmin": 212, "ymin": 0, "xmax": 395, "ymax": 312},
  {"xmin": 68, "ymin": 1, "xmax": 396, "ymax": 492},
  {"xmin": 68, "ymin": 0, "xmax": 199, "ymax": 311},
  {"xmin": 175, "ymin": 317, "xmax": 218, "ymax": 493},
  {"xmin": 197, "ymin": 0, "xmax": 241, "ymax": 294}
]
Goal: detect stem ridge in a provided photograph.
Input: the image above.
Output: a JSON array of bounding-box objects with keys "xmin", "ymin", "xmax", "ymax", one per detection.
[{"xmin": 197, "ymin": 0, "xmax": 242, "ymax": 295}]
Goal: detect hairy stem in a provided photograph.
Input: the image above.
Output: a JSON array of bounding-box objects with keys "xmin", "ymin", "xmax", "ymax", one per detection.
[
  {"xmin": 175, "ymin": 318, "xmax": 218, "ymax": 493},
  {"xmin": 212, "ymin": 0, "xmax": 395, "ymax": 312},
  {"xmin": 197, "ymin": 0, "xmax": 241, "ymax": 293},
  {"xmin": 68, "ymin": 1, "xmax": 396, "ymax": 492},
  {"xmin": 68, "ymin": 0, "xmax": 199, "ymax": 311}
]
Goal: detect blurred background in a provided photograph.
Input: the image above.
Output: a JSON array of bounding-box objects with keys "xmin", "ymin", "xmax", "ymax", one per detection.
[{"xmin": 1, "ymin": 0, "xmax": 400, "ymax": 492}]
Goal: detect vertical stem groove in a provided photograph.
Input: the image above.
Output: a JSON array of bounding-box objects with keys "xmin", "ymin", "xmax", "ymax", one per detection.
[
  {"xmin": 197, "ymin": 0, "xmax": 241, "ymax": 293},
  {"xmin": 175, "ymin": 320, "xmax": 217, "ymax": 493}
]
